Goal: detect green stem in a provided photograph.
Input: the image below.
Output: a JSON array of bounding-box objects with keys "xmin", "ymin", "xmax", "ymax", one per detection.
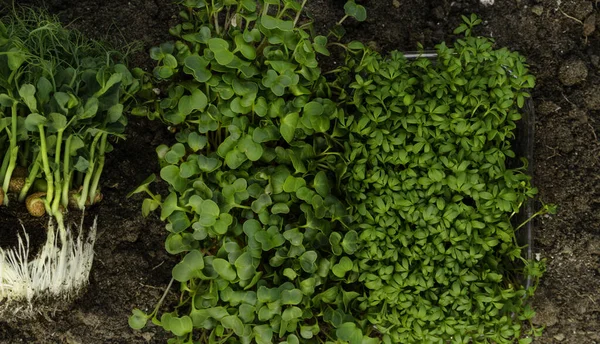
[
  {"xmin": 51, "ymin": 129, "xmax": 64, "ymax": 214},
  {"xmin": 223, "ymin": 8, "xmax": 231, "ymax": 33},
  {"xmin": 150, "ymin": 278, "xmax": 175, "ymax": 322},
  {"xmin": 38, "ymin": 124, "xmax": 54, "ymax": 213},
  {"xmin": 61, "ymin": 135, "xmax": 73, "ymax": 209},
  {"xmin": 212, "ymin": 0, "xmax": 220, "ymax": 35},
  {"xmin": 77, "ymin": 131, "xmax": 102, "ymax": 209},
  {"xmin": 0, "ymin": 149, "xmax": 10, "ymax": 189},
  {"xmin": 232, "ymin": 204, "xmax": 251, "ymax": 210},
  {"xmin": 336, "ymin": 14, "xmax": 349, "ymax": 26},
  {"xmin": 54, "ymin": 207, "xmax": 66, "ymax": 233},
  {"xmin": 1, "ymin": 103, "xmax": 19, "ymax": 205},
  {"xmin": 18, "ymin": 151, "xmax": 41, "ymax": 202},
  {"xmin": 292, "ymin": 0, "xmax": 308, "ymax": 27},
  {"xmin": 88, "ymin": 132, "xmax": 107, "ymax": 205}
]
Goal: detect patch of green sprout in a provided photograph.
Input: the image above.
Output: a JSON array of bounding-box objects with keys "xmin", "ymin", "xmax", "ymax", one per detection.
[
  {"xmin": 129, "ymin": 0, "xmax": 374, "ymax": 343},
  {"xmin": 0, "ymin": 6, "xmax": 141, "ymax": 316},
  {"xmin": 0, "ymin": 7, "xmax": 141, "ymax": 229},
  {"xmin": 130, "ymin": 4, "xmax": 552, "ymax": 344},
  {"xmin": 327, "ymin": 13, "xmax": 552, "ymax": 344}
]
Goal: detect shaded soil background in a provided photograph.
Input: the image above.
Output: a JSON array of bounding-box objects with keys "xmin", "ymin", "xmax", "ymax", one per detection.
[{"xmin": 0, "ymin": 0, "xmax": 599, "ymax": 343}]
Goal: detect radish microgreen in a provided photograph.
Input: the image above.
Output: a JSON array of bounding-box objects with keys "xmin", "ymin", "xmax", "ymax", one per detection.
[{"xmin": 130, "ymin": 0, "xmax": 373, "ymax": 342}]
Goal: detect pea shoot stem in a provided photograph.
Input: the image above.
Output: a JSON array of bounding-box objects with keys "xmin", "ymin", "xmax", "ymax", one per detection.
[
  {"xmin": 77, "ymin": 130, "xmax": 102, "ymax": 210},
  {"xmin": 51, "ymin": 129, "xmax": 64, "ymax": 215},
  {"xmin": 18, "ymin": 151, "xmax": 41, "ymax": 202},
  {"xmin": 88, "ymin": 132, "xmax": 107, "ymax": 206},
  {"xmin": 61, "ymin": 135, "xmax": 73, "ymax": 209},
  {"xmin": 1, "ymin": 103, "xmax": 19, "ymax": 205},
  {"xmin": 38, "ymin": 123, "xmax": 54, "ymax": 213}
]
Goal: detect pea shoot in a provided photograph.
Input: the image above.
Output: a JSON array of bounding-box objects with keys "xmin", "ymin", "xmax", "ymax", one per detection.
[{"xmin": 0, "ymin": 8, "xmax": 139, "ymax": 314}]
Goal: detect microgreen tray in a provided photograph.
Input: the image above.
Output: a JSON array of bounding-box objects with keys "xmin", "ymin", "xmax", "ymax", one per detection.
[{"xmin": 404, "ymin": 50, "xmax": 536, "ymax": 291}]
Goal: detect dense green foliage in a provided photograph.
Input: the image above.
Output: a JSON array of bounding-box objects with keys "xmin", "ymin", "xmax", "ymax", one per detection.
[
  {"xmin": 130, "ymin": 3, "xmax": 548, "ymax": 343},
  {"xmin": 329, "ymin": 15, "xmax": 544, "ymax": 343},
  {"xmin": 129, "ymin": 1, "xmax": 370, "ymax": 343},
  {"xmin": 0, "ymin": 9, "xmax": 139, "ymax": 226}
]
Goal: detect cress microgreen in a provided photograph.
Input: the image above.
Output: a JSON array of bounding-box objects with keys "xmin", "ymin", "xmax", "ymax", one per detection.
[{"xmin": 328, "ymin": 14, "xmax": 548, "ymax": 344}]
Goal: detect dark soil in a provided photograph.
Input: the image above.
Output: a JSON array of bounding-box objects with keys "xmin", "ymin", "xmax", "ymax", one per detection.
[{"xmin": 1, "ymin": 0, "xmax": 599, "ymax": 343}]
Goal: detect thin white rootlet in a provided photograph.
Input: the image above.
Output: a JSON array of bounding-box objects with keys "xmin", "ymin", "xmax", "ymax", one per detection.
[{"xmin": 0, "ymin": 217, "xmax": 97, "ymax": 313}]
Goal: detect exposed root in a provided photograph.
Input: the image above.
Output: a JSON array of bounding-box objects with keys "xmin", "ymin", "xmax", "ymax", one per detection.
[{"xmin": 0, "ymin": 215, "xmax": 97, "ymax": 320}]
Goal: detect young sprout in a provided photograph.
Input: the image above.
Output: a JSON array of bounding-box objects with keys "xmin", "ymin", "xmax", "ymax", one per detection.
[{"xmin": 0, "ymin": 7, "xmax": 138, "ymax": 317}]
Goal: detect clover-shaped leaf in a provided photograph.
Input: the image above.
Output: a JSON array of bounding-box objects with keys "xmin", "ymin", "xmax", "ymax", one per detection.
[
  {"xmin": 212, "ymin": 258, "xmax": 237, "ymax": 281},
  {"xmin": 165, "ymin": 232, "xmax": 195, "ymax": 254},
  {"xmin": 283, "ymin": 175, "xmax": 306, "ymax": 193},
  {"xmin": 189, "ymin": 196, "xmax": 220, "ymax": 226},
  {"xmin": 329, "ymin": 232, "xmax": 343, "ymax": 256},
  {"xmin": 234, "ymin": 252, "xmax": 256, "ymax": 280},
  {"xmin": 313, "ymin": 36, "xmax": 330, "ymax": 56},
  {"xmin": 254, "ymin": 325, "xmax": 273, "ymax": 344},
  {"xmin": 238, "ymin": 135, "xmax": 263, "ymax": 161},
  {"xmin": 251, "ymin": 194, "xmax": 272, "ymax": 213},
  {"xmin": 341, "ymin": 230, "xmax": 358, "ymax": 254},
  {"xmin": 262, "ymin": 69, "xmax": 294, "ymax": 96},
  {"xmin": 299, "ymin": 251, "xmax": 318, "ymax": 273},
  {"xmin": 178, "ymin": 89, "xmax": 208, "ymax": 115},
  {"xmin": 253, "ymin": 126, "xmax": 279, "ymax": 143},
  {"xmin": 260, "ymin": 15, "xmax": 293, "ymax": 31},
  {"xmin": 168, "ymin": 211, "xmax": 191, "ymax": 233},
  {"xmin": 255, "ymin": 226, "xmax": 285, "ymax": 251},
  {"xmin": 182, "ymin": 26, "xmax": 211, "ymax": 44},
  {"xmin": 336, "ymin": 322, "xmax": 363, "ymax": 344},
  {"xmin": 344, "ymin": 1, "xmax": 366, "ymax": 22},
  {"xmin": 283, "ymin": 228, "xmax": 303, "ymax": 246},
  {"xmin": 332, "ymin": 256, "xmax": 353, "ymax": 278},
  {"xmin": 225, "ymin": 148, "xmax": 247, "ymax": 169},
  {"xmin": 221, "ymin": 315, "xmax": 245, "ymax": 336},
  {"xmin": 129, "ymin": 309, "xmax": 150, "ymax": 330},
  {"xmin": 165, "ymin": 315, "xmax": 193, "ymax": 337},
  {"xmin": 150, "ymin": 41, "xmax": 175, "ymax": 60},
  {"xmin": 313, "ymin": 171, "xmax": 330, "ymax": 197},
  {"xmin": 172, "ymin": 250, "xmax": 204, "ymax": 282},
  {"xmin": 272, "ymin": 203, "xmax": 290, "ymax": 214},
  {"xmin": 213, "ymin": 213, "xmax": 233, "ymax": 235},
  {"xmin": 234, "ymin": 34, "xmax": 257, "ymax": 60},
  {"xmin": 197, "ymin": 154, "xmax": 222, "ymax": 172},
  {"xmin": 188, "ymin": 132, "xmax": 208, "ymax": 152},
  {"xmin": 280, "ymin": 112, "xmax": 299, "ymax": 143},
  {"xmin": 208, "ymin": 38, "xmax": 235, "ymax": 65},
  {"xmin": 184, "ymin": 54, "xmax": 212, "ymax": 82}
]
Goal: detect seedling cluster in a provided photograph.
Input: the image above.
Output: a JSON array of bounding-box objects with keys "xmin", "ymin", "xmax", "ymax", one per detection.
[
  {"xmin": 0, "ymin": 0, "xmax": 550, "ymax": 341},
  {"xmin": 0, "ymin": 9, "xmax": 139, "ymax": 315},
  {"xmin": 329, "ymin": 16, "xmax": 544, "ymax": 343},
  {"xmin": 129, "ymin": 2, "xmax": 549, "ymax": 344}
]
